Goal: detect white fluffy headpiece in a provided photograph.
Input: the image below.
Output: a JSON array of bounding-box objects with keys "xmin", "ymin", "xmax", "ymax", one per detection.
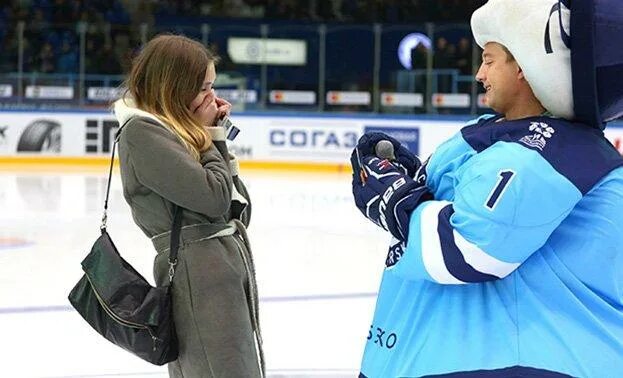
[{"xmin": 471, "ymin": 0, "xmax": 573, "ymax": 120}]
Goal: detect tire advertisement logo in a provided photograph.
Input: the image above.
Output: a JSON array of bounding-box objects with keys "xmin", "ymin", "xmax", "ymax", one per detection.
[{"xmin": 16, "ymin": 120, "xmax": 62, "ymax": 153}]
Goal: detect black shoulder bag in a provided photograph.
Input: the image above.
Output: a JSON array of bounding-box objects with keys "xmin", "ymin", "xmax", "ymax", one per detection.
[{"xmin": 68, "ymin": 123, "xmax": 181, "ymax": 365}]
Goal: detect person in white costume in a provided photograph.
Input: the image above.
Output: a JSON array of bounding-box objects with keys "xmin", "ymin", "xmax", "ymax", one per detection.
[{"xmin": 351, "ymin": 1, "xmax": 623, "ymax": 377}]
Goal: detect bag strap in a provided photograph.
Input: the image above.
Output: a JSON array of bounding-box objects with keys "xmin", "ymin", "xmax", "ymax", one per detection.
[
  {"xmin": 101, "ymin": 117, "xmax": 184, "ymax": 283},
  {"xmin": 100, "ymin": 118, "xmax": 132, "ymax": 232},
  {"xmin": 168, "ymin": 205, "xmax": 183, "ymax": 282}
]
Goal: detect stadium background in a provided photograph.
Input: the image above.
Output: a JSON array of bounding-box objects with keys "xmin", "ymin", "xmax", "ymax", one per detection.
[
  {"xmin": 1, "ymin": 0, "xmax": 621, "ymax": 167},
  {"xmin": 1, "ymin": 1, "xmax": 622, "ymax": 377}
]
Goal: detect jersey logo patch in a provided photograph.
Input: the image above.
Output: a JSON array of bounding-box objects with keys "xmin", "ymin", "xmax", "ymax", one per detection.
[
  {"xmin": 385, "ymin": 239, "xmax": 405, "ymax": 267},
  {"xmin": 519, "ymin": 122, "xmax": 555, "ymax": 151}
]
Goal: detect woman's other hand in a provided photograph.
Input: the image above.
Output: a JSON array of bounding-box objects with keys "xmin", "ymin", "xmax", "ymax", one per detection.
[
  {"xmin": 190, "ymin": 88, "xmax": 219, "ymax": 126},
  {"xmin": 215, "ymin": 97, "xmax": 232, "ymax": 121}
]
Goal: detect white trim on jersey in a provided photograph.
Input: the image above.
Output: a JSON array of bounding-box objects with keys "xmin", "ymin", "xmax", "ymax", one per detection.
[
  {"xmin": 420, "ymin": 201, "xmax": 466, "ymax": 284},
  {"xmin": 453, "ymin": 229, "xmax": 520, "ymax": 278}
]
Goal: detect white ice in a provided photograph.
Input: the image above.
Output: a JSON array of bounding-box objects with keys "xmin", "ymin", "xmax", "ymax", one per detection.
[{"xmin": 0, "ymin": 168, "xmax": 391, "ymax": 378}]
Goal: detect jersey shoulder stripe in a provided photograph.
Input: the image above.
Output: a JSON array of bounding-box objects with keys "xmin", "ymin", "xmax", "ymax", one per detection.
[{"xmin": 460, "ymin": 115, "xmax": 623, "ymax": 194}]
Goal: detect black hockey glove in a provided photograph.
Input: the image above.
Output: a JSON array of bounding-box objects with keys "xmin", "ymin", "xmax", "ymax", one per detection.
[
  {"xmin": 354, "ymin": 132, "xmax": 421, "ymax": 178},
  {"xmin": 351, "ymin": 151, "xmax": 433, "ymax": 242}
]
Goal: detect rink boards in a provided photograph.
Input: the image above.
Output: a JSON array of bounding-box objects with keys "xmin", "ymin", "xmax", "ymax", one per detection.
[{"xmin": 0, "ymin": 110, "xmax": 622, "ymax": 171}]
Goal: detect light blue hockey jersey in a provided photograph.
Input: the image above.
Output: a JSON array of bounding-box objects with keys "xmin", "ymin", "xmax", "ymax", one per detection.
[{"xmin": 360, "ymin": 115, "xmax": 623, "ymax": 378}]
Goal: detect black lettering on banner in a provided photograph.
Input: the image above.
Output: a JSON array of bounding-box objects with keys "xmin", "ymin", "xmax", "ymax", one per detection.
[
  {"xmin": 345, "ymin": 132, "xmax": 357, "ymax": 148},
  {"xmin": 290, "ymin": 130, "xmax": 306, "ymax": 146},
  {"xmin": 325, "ymin": 132, "xmax": 339, "ymax": 147},
  {"xmin": 269, "ymin": 129, "xmax": 359, "ymax": 149},
  {"xmin": 85, "ymin": 119, "xmax": 120, "ymax": 153},
  {"xmin": 102, "ymin": 120, "xmax": 118, "ymax": 153},
  {"xmin": 229, "ymin": 145, "xmax": 253, "ymax": 157},
  {"xmin": 312, "ymin": 130, "xmax": 324, "ymax": 147},
  {"xmin": 85, "ymin": 119, "xmax": 98, "ymax": 153},
  {"xmin": 270, "ymin": 130, "xmax": 285, "ymax": 146}
]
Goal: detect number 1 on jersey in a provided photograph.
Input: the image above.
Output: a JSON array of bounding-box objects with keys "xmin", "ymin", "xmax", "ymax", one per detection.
[{"xmin": 485, "ymin": 170, "xmax": 515, "ymax": 210}]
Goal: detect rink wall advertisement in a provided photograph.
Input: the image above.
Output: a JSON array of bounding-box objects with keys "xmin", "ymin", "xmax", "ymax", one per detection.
[{"xmin": 0, "ymin": 111, "xmax": 622, "ymax": 169}]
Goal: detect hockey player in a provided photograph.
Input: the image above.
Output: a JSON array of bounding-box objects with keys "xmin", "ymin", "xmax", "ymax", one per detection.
[{"xmin": 351, "ymin": 1, "xmax": 623, "ymax": 377}]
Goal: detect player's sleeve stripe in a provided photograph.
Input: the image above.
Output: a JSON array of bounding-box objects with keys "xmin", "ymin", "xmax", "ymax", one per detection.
[
  {"xmin": 439, "ymin": 204, "xmax": 517, "ymax": 282},
  {"xmin": 452, "ymin": 228, "xmax": 521, "ymax": 279},
  {"xmin": 421, "ymin": 202, "xmax": 521, "ymax": 284},
  {"xmin": 420, "ymin": 201, "xmax": 466, "ymax": 284},
  {"xmin": 437, "ymin": 205, "xmax": 497, "ymax": 282}
]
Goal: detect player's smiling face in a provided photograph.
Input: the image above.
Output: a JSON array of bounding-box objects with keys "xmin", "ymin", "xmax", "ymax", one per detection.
[{"xmin": 475, "ymin": 42, "xmax": 522, "ymax": 114}]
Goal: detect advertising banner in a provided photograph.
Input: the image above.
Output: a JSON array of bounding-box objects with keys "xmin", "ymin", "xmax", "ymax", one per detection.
[
  {"xmin": 25, "ymin": 86, "xmax": 74, "ymax": 100},
  {"xmin": 1, "ymin": 111, "xmax": 621, "ymax": 165},
  {"xmin": 326, "ymin": 91, "xmax": 371, "ymax": 106},
  {"xmin": 363, "ymin": 126, "xmax": 420, "ymax": 155},
  {"xmin": 87, "ymin": 87, "xmax": 125, "ymax": 102},
  {"xmin": 0, "ymin": 85, "xmax": 13, "ymax": 98},
  {"xmin": 381, "ymin": 93, "xmax": 423, "ymax": 107},
  {"xmin": 432, "ymin": 93, "xmax": 470, "ymax": 108},
  {"xmin": 215, "ymin": 89, "xmax": 258, "ymax": 104},
  {"xmin": 227, "ymin": 37, "xmax": 307, "ymax": 66},
  {"xmin": 270, "ymin": 90, "xmax": 316, "ymax": 105},
  {"xmin": 0, "ymin": 112, "xmax": 116, "ymax": 156},
  {"xmin": 605, "ymin": 128, "xmax": 623, "ymax": 155}
]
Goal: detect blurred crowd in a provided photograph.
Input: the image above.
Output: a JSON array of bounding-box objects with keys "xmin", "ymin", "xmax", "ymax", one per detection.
[
  {"xmin": 151, "ymin": 0, "xmax": 486, "ymax": 23},
  {"xmin": 0, "ymin": 0, "xmax": 133, "ymax": 75},
  {"xmin": 0, "ymin": 0, "xmax": 484, "ymax": 77}
]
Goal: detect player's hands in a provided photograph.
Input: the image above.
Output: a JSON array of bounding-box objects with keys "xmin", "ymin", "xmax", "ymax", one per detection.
[
  {"xmin": 355, "ymin": 132, "xmax": 421, "ymax": 178},
  {"xmin": 351, "ymin": 153, "xmax": 433, "ymax": 241}
]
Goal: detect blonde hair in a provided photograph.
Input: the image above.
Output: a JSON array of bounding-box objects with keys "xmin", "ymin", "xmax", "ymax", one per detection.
[{"xmin": 124, "ymin": 34, "xmax": 219, "ymax": 161}]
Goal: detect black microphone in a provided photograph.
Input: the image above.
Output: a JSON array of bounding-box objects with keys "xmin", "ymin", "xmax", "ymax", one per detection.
[
  {"xmin": 217, "ymin": 116, "xmax": 240, "ymax": 141},
  {"xmin": 375, "ymin": 140, "xmax": 396, "ymax": 160}
]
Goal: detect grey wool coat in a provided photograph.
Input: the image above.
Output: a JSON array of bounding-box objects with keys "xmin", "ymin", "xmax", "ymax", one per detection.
[{"xmin": 113, "ymin": 99, "xmax": 264, "ymax": 378}]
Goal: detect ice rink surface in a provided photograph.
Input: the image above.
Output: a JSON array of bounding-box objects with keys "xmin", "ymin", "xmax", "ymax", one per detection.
[{"xmin": 0, "ymin": 167, "xmax": 391, "ymax": 378}]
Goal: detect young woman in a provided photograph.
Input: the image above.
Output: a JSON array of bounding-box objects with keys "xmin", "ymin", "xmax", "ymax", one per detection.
[{"xmin": 113, "ymin": 34, "xmax": 263, "ymax": 378}]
